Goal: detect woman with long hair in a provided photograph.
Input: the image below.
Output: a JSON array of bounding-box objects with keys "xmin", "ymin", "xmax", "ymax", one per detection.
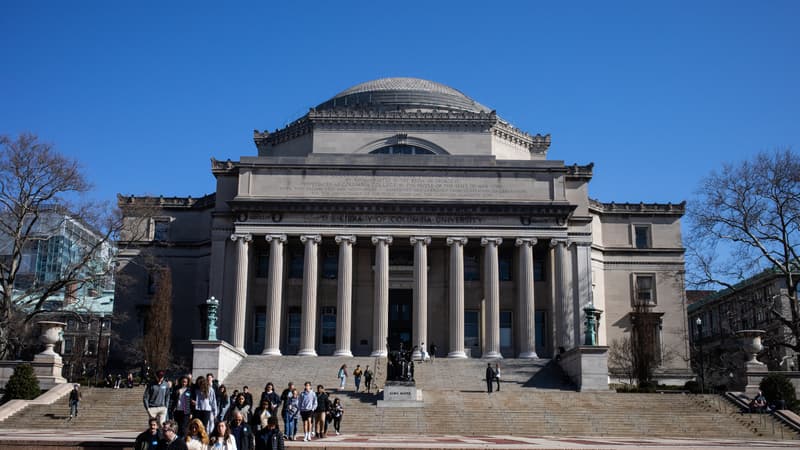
[
  {"xmin": 225, "ymin": 393, "xmax": 251, "ymax": 424},
  {"xmin": 185, "ymin": 418, "xmax": 210, "ymax": 450},
  {"xmin": 330, "ymin": 397, "xmax": 344, "ymax": 435},
  {"xmin": 209, "ymin": 419, "xmax": 237, "ymax": 450},
  {"xmin": 216, "ymin": 384, "xmax": 230, "ymax": 424},
  {"xmin": 191, "ymin": 376, "xmax": 217, "ymax": 432}
]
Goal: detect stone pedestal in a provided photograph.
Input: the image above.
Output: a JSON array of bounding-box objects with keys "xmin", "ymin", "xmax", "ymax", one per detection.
[
  {"xmin": 559, "ymin": 346, "xmax": 610, "ymax": 391},
  {"xmin": 377, "ymin": 381, "xmax": 424, "ymax": 408},
  {"xmin": 192, "ymin": 340, "xmax": 247, "ymax": 383}
]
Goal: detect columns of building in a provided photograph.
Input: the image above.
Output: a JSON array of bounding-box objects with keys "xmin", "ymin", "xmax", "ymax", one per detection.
[
  {"xmin": 516, "ymin": 237, "xmax": 538, "ymax": 358},
  {"xmin": 551, "ymin": 238, "xmax": 573, "ymax": 350},
  {"xmin": 481, "ymin": 237, "xmax": 503, "ymax": 359},
  {"xmin": 298, "ymin": 234, "xmax": 321, "ymax": 356},
  {"xmin": 262, "ymin": 234, "xmax": 286, "ymax": 355},
  {"xmin": 230, "ymin": 233, "xmax": 252, "ymax": 352},
  {"xmin": 371, "ymin": 236, "xmax": 392, "ymax": 357},
  {"xmin": 574, "ymin": 241, "xmax": 593, "ymax": 347},
  {"xmin": 333, "ymin": 235, "xmax": 356, "ymax": 357},
  {"xmin": 446, "ymin": 237, "xmax": 468, "ymax": 358},
  {"xmin": 410, "ymin": 236, "xmax": 430, "ymax": 360}
]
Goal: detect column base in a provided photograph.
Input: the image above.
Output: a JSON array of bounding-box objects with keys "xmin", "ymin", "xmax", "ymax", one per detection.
[
  {"xmin": 447, "ymin": 351, "xmax": 468, "ymax": 359},
  {"xmin": 483, "ymin": 351, "xmax": 503, "ymax": 359},
  {"xmin": 518, "ymin": 351, "xmax": 539, "ymax": 359},
  {"xmin": 261, "ymin": 348, "xmax": 282, "ymax": 356},
  {"xmin": 333, "ymin": 350, "xmax": 353, "ymax": 357},
  {"xmin": 297, "ymin": 349, "xmax": 318, "ymax": 357},
  {"xmin": 370, "ymin": 350, "xmax": 387, "ymax": 357}
]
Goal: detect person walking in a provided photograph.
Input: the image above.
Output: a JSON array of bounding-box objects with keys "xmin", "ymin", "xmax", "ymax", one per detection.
[
  {"xmin": 352, "ymin": 365, "xmax": 363, "ymax": 392},
  {"xmin": 259, "ymin": 382, "xmax": 280, "ymax": 418},
  {"xmin": 284, "ymin": 387, "xmax": 299, "ymax": 440},
  {"xmin": 172, "ymin": 376, "xmax": 192, "ymax": 437},
  {"xmin": 191, "ymin": 376, "xmax": 217, "ymax": 432},
  {"xmin": 162, "ymin": 420, "xmax": 189, "ymax": 450},
  {"xmin": 337, "ymin": 364, "xmax": 347, "ymax": 390},
  {"xmin": 144, "ymin": 370, "xmax": 171, "ymax": 425},
  {"xmin": 68, "ymin": 384, "xmax": 81, "ymax": 419},
  {"xmin": 494, "ymin": 363, "xmax": 501, "ymax": 392},
  {"xmin": 364, "ymin": 366, "xmax": 373, "ymax": 393},
  {"xmin": 255, "ymin": 416, "xmax": 284, "ymax": 450},
  {"xmin": 298, "ymin": 382, "xmax": 317, "ymax": 442},
  {"xmin": 209, "ymin": 420, "xmax": 237, "ymax": 450},
  {"xmin": 230, "ymin": 411, "xmax": 254, "ymax": 450},
  {"xmin": 315, "ymin": 385, "xmax": 330, "ymax": 438},
  {"xmin": 485, "ymin": 363, "xmax": 495, "ymax": 393},
  {"xmin": 279, "ymin": 382, "xmax": 294, "ymax": 437},
  {"xmin": 330, "ymin": 397, "xmax": 344, "ymax": 435},
  {"xmin": 134, "ymin": 418, "xmax": 162, "ymax": 450},
  {"xmin": 430, "ymin": 344, "xmax": 437, "ymax": 363},
  {"xmin": 184, "ymin": 418, "xmax": 210, "ymax": 450}
]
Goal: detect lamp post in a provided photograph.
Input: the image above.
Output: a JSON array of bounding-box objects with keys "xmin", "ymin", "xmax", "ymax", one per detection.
[
  {"xmin": 206, "ymin": 296, "xmax": 219, "ymax": 341},
  {"xmin": 695, "ymin": 317, "xmax": 704, "ymax": 394}
]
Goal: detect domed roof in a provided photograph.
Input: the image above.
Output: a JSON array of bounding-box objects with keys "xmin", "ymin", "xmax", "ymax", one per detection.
[{"xmin": 316, "ymin": 77, "xmax": 492, "ymax": 114}]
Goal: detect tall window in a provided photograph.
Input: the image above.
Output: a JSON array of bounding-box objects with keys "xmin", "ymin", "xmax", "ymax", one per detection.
[
  {"xmin": 322, "ymin": 251, "xmax": 338, "ymax": 279},
  {"xmin": 256, "ymin": 253, "xmax": 270, "ymax": 278},
  {"xmin": 634, "ymin": 225, "xmax": 651, "ymax": 249},
  {"xmin": 253, "ymin": 308, "xmax": 266, "ymax": 345},
  {"xmin": 464, "ymin": 310, "xmax": 480, "ymax": 351},
  {"xmin": 287, "ymin": 307, "xmax": 301, "ymax": 345},
  {"xmin": 499, "ymin": 249, "xmax": 513, "ymax": 281},
  {"xmin": 153, "ymin": 218, "xmax": 170, "ymax": 241},
  {"xmin": 288, "ymin": 251, "xmax": 304, "ymax": 279},
  {"xmin": 633, "ymin": 274, "xmax": 656, "ymax": 306},
  {"xmin": 534, "ymin": 258, "xmax": 545, "ymax": 282},
  {"xmin": 464, "ymin": 250, "xmax": 480, "ymax": 281},
  {"xmin": 500, "ymin": 311, "xmax": 513, "ymax": 348},
  {"xmin": 321, "ymin": 307, "xmax": 336, "ymax": 345}
]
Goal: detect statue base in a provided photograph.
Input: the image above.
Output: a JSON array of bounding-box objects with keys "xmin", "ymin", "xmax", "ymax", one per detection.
[{"xmin": 377, "ymin": 381, "xmax": 424, "ymax": 408}]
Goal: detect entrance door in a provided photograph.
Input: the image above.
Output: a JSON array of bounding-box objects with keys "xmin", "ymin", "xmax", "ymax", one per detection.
[{"xmin": 388, "ymin": 289, "xmax": 413, "ymax": 351}]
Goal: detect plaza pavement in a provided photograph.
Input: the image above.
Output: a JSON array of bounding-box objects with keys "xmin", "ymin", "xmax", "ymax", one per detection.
[{"xmin": 0, "ymin": 429, "xmax": 797, "ymax": 450}]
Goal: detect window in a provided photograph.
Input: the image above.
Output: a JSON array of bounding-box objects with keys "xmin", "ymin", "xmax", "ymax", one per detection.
[
  {"xmin": 499, "ymin": 249, "xmax": 512, "ymax": 281},
  {"xmin": 322, "ymin": 251, "xmax": 338, "ymax": 279},
  {"xmin": 633, "ymin": 274, "xmax": 656, "ymax": 306},
  {"xmin": 535, "ymin": 310, "xmax": 547, "ymax": 355},
  {"xmin": 288, "ymin": 251, "xmax": 304, "ymax": 279},
  {"xmin": 370, "ymin": 145, "xmax": 435, "ymax": 155},
  {"xmin": 534, "ymin": 258, "xmax": 545, "ymax": 282},
  {"xmin": 63, "ymin": 336, "xmax": 74, "ymax": 355},
  {"xmin": 634, "ymin": 225, "xmax": 651, "ymax": 249},
  {"xmin": 256, "ymin": 253, "xmax": 270, "ymax": 278},
  {"xmin": 389, "ymin": 247, "xmax": 413, "ymax": 266},
  {"xmin": 321, "ymin": 307, "xmax": 336, "ymax": 345},
  {"xmin": 464, "ymin": 250, "xmax": 480, "ymax": 281},
  {"xmin": 500, "ymin": 311, "xmax": 513, "ymax": 348},
  {"xmin": 464, "ymin": 310, "xmax": 480, "ymax": 350},
  {"xmin": 253, "ymin": 308, "xmax": 266, "ymax": 344},
  {"xmin": 153, "ymin": 218, "xmax": 170, "ymax": 241},
  {"xmin": 287, "ymin": 307, "xmax": 301, "ymax": 345}
]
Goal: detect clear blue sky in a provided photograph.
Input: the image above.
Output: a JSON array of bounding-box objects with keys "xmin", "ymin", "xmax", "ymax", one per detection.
[{"xmin": 1, "ymin": 1, "xmax": 798, "ymax": 207}]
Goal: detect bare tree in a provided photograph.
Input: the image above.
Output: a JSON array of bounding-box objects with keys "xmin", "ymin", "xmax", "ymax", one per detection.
[
  {"xmin": 0, "ymin": 133, "xmax": 122, "ymax": 359},
  {"xmin": 142, "ymin": 266, "xmax": 172, "ymax": 371},
  {"xmin": 687, "ymin": 148, "xmax": 800, "ymax": 355}
]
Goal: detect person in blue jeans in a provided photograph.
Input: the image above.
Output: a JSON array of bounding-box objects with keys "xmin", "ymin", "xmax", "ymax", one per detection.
[
  {"xmin": 284, "ymin": 387, "xmax": 299, "ymax": 440},
  {"xmin": 68, "ymin": 384, "xmax": 81, "ymax": 419}
]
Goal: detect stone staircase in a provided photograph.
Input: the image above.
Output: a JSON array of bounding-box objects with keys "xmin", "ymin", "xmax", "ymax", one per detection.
[{"xmin": 0, "ymin": 356, "xmax": 797, "ymax": 439}]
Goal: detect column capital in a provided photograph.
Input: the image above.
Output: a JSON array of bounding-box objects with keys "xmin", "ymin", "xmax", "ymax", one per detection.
[
  {"xmin": 371, "ymin": 235, "xmax": 393, "ymax": 245},
  {"xmin": 300, "ymin": 234, "xmax": 322, "ymax": 244},
  {"xmin": 446, "ymin": 236, "xmax": 468, "ymax": 246},
  {"xmin": 549, "ymin": 237, "xmax": 569, "ymax": 248},
  {"xmin": 572, "ymin": 240, "xmax": 592, "ymax": 247},
  {"xmin": 335, "ymin": 235, "xmax": 357, "ymax": 245},
  {"xmin": 230, "ymin": 233, "xmax": 253, "ymax": 243},
  {"xmin": 481, "ymin": 237, "xmax": 503, "ymax": 246},
  {"xmin": 410, "ymin": 236, "xmax": 431, "ymax": 246},
  {"xmin": 515, "ymin": 237, "xmax": 538, "ymax": 247},
  {"xmin": 265, "ymin": 234, "xmax": 287, "ymax": 243}
]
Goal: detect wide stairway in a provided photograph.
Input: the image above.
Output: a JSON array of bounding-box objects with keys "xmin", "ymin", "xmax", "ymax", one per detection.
[{"xmin": 1, "ymin": 356, "xmax": 798, "ymax": 440}]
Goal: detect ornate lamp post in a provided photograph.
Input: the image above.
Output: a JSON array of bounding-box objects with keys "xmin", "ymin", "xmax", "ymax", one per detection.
[
  {"xmin": 583, "ymin": 303, "xmax": 603, "ymax": 346},
  {"xmin": 695, "ymin": 317, "xmax": 705, "ymax": 394},
  {"xmin": 206, "ymin": 296, "xmax": 219, "ymax": 341}
]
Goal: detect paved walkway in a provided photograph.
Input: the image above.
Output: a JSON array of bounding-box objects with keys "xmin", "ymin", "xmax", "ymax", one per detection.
[{"xmin": 0, "ymin": 429, "xmax": 797, "ymax": 449}]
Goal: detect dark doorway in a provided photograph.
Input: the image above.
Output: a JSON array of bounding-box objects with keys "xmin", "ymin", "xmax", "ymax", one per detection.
[{"xmin": 388, "ymin": 289, "xmax": 413, "ymax": 350}]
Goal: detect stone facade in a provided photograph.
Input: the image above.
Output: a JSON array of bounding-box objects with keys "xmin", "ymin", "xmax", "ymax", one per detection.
[{"xmin": 114, "ymin": 78, "xmax": 691, "ymax": 382}]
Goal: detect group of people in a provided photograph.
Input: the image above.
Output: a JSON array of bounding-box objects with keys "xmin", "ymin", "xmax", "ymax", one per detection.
[
  {"xmin": 137, "ymin": 370, "xmax": 349, "ymax": 449},
  {"xmin": 336, "ymin": 363, "xmax": 374, "ymax": 392}
]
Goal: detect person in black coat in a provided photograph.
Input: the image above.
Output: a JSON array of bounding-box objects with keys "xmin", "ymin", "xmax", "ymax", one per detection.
[
  {"xmin": 485, "ymin": 363, "xmax": 496, "ymax": 393},
  {"xmin": 255, "ymin": 416, "xmax": 284, "ymax": 450},
  {"xmin": 160, "ymin": 420, "xmax": 188, "ymax": 450},
  {"xmin": 230, "ymin": 410, "xmax": 255, "ymax": 450}
]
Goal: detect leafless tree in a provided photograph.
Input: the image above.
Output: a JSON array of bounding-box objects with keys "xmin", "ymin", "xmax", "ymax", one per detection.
[
  {"xmin": 0, "ymin": 133, "xmax": 110, "ymax": 359},
  {"xmin": 687, "ymin": 148, "xmax": 800, "ymax": 355},
  {"xmin": 142, "ymin": 266, "xmax": 172, "ymax": 371}
]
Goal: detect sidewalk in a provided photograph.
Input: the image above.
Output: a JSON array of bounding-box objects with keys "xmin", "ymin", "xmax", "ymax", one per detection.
[{"xmin": 0, "ymin": 429, "xmax": 797, "ymax": 450}]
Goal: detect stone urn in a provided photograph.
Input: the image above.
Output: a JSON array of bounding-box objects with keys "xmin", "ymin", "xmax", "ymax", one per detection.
[
  {"xmin": 37, "ymin": 320, "xmax": 66, "ymax": 358},
  {"xmin": 736, "ymin": 329, "xmax": 766, "ymax": 365}
]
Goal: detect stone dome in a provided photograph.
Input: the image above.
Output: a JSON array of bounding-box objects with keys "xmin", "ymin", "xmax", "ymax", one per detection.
[{"xmin": 315, "ymin": 77, "xmax": 492, "ymax": 114}]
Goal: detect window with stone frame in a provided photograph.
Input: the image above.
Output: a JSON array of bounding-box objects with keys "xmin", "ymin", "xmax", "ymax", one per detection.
[
  {"xmin": 499, "ymin": 248, "xmax": 513, "ymax": 281},
  {"xmin": 256, "ymin": 252, "xmax": 270, "ymax": 278},
  {"xmin": 633, "ymin": 273, "xmax": 656, "ymax": 307},
  {"xmin": 287, "ymin": 307, "xmax": 301, "ymax": 345},
  {"xmin": 321, "ymin": 307, "xmax": 336, "ymax": 345},
  {"xmin": 633, "ymin": 225, "xmax": 652, "ymax": 249},
  {"xmin": 152, "ymin": 217, "xmax": 170, "ymax": 241}
]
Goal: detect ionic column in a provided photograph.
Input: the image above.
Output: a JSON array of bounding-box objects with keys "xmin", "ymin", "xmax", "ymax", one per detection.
[
  {"xmin": 550, "ymin": 238, "xmax": 573, "ymax": 350},
  {"xmin": 371, "ymin": 236, "xmax": 392, "ymax": 357},
  {"xmin": 516, "ymin": 238, "xmax": 538, "ymax": 358},
  {"xmin": 482, "ymin": 237, "xmax": 503, "ymax": 359},
  {"xmin": 262, "ymin": 234, "xmax": 286, "ymax": 356},
  {"xmin": 230, "ymin": 233, "xmax": 252, "ymax": 352},
  {"xmin": 333, "ymin": 235, "xmax": 356, "ymax": 357},
  {"xmin": 574, "ymin": 241, "xmax": 593, "ymax": 347},
  {"xmin": 446, "ymin": 237, "xmax": 468, "ymax": 358},
  {"xmin": 410, "ymin": 236, "xmax": 430, "ymax": 360},
  {"xmin": 298, "ymin": 234, "xmax": 321, "ymax": 356}
]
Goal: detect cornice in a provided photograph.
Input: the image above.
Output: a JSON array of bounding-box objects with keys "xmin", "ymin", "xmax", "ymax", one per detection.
[
  {"xmin": 491, "ymin": 120, "xmax": 550, "ymax": 154},
  {"xmin": 589, "ymin": 198, "xmax": 686, "ymax": 215},
  {"xmin": 117, "ymin": 193, "xmax": 216, "ymax": 210}
]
